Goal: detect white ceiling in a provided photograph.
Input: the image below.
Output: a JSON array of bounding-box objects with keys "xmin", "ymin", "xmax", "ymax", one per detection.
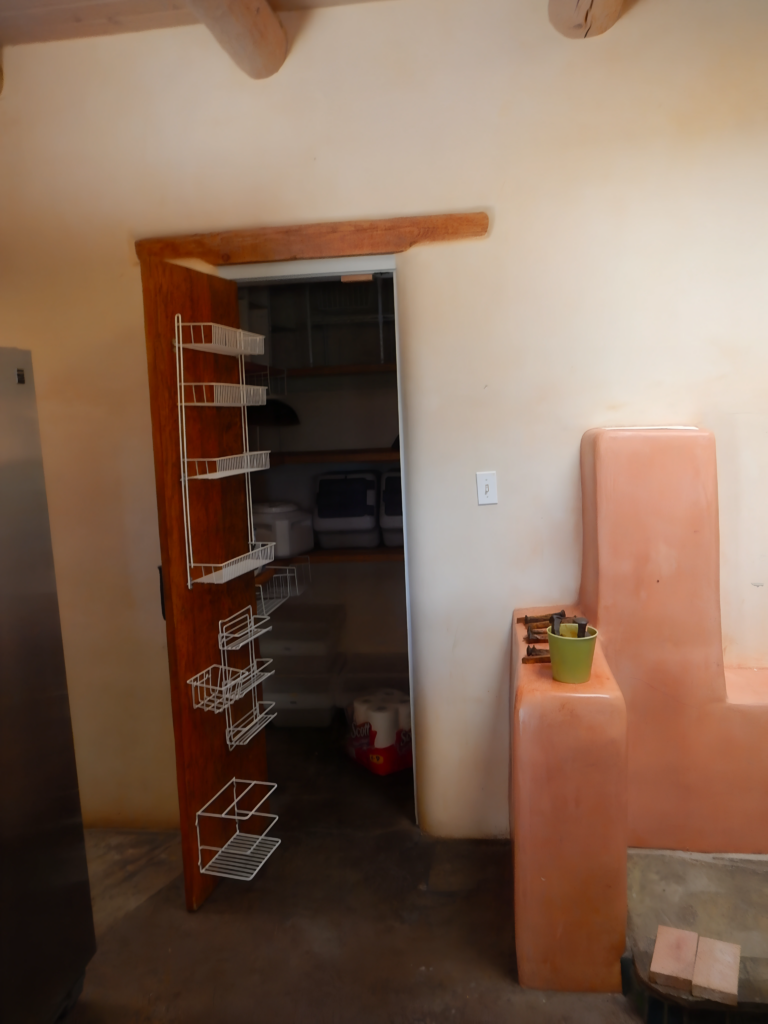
[{"xmin": 0, "ymin": 0, "xmax": 387, "ymax": 47}]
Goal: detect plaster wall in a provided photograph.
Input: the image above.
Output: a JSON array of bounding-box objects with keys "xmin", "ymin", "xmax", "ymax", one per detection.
[{"xmin": 2, "ymin": 0, "xmax": 768, "ymax": 831}]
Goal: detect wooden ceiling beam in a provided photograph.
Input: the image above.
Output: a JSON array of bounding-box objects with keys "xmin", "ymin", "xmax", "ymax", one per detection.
[
  {"xmin": 183, "ymin": 0, "xmax": 286, "ymax": 79},
  {"xmin": 135, "ymin": 212, "xmax": 490, "ymax": 265},
  {"xmin": 549, "ymin": 0, "xmax": 624, "ymax": 39}
]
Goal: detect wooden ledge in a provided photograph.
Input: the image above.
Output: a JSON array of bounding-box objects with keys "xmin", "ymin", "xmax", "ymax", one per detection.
[{"xmin": 135, "ymin": 212, "xmax": 489, "ymax": 266}]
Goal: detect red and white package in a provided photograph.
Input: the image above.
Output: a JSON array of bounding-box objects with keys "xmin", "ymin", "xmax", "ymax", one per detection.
[{"xmin": 344, "ymin": 691, "xmax": 412, "ymax": 776}]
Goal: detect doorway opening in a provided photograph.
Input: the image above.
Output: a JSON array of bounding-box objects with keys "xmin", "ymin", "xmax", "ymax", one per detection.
[{"xmin": 234, "ymin": 259, "xmax": 415, "ymax": 823}]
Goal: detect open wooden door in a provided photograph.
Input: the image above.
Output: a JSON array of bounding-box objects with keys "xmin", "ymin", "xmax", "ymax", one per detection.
[{"xmin": 139, "ymin": 258, "xmax": 269, "ymax": 910}]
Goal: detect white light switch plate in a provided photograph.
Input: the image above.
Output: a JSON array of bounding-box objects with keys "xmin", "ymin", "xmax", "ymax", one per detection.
[{"xmin": 476, "ymin": 471, "xmax": 498, "ymax": 505}]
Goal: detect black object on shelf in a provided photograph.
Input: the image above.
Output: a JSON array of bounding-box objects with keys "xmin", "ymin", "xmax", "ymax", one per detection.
[
  {"xmin": 247, "ymin": 398, "xmax": 300, "ymax": 428},
  {"xmin": 316, "ymin": 477, "xmax": 373, "ymax": 519}
]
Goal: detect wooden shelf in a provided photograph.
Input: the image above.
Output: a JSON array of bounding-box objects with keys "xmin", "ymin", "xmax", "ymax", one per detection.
[
  {"xmin": 302, "ymin": 546, "xmax": 404, "ymax": 564},
  {"xmin": 270, "ymin": 448, "xmax": 400, "ymax": 466}
]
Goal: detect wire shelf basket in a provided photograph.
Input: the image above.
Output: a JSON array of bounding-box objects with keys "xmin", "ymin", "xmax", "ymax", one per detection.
[
  {"xmin": 197, "ymin": 778, "xmax": 280, "ymax": 881},
  {"xmin": 179, "ymin": 322, "xmax": 265, "ymax": 358},
  {"xmin": 182, "ymin": 383, "xmax": 267, "ymax": 408},
  {"xmin": 185, "ymin": 451, "xmax": 270, "ymax": 480},
  {"xmin": 219, "ymin": 606, "xmax": 272, "ymax": 652},
  {"xmin": 255, "ymin": 560, "xmax": 311, "ymax": 617},
  {"xmin": 245, "ymin": 366, "xmax": 288, "ymax": 397},
  {"xmin": 175, "ymin": 314, "xmax": 274, "ymax": 588},
  {"xmin": 187, "ymin": 657, "xmax": 274, "ymax": 713},
  {"xmin": 225, "ymin": 692, "xmax": 277, "ymax": 749},
  {"xmin": 190, "ymin": 544, "xmax": 276, "ymax": 585}
]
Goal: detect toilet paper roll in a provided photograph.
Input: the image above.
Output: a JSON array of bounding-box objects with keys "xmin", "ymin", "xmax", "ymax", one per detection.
[
  {"xmin": 353, "ymin": 695, "xmax": 378, "ymax": 725},
  {"xmin": 397, "ymin": 701, "xmax": 411, "ymax": 731},
  {"xmin": 368, "ymin": 704, "xmax": 398, "ymax": 748}
]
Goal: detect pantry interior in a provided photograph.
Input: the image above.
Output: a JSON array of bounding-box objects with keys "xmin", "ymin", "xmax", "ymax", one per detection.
[{"xmin": 236, "ymin": 262, "xmax": 413, "ymax": 801}]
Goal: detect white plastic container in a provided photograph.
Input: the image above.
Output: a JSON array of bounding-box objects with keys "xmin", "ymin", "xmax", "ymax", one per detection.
[
  {"xmin": 379, "ymin": 470, "xmax": 403, "ymax": 548},
  {"xmin": 313, "ymin": 473, "xmax": 379, "ymax": 549},
  {"xmin": 253, "ymin": 502, "xmax": 314, "ymax": 558}
]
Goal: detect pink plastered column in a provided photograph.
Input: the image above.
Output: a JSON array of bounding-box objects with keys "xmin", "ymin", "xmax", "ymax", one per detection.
[
  {"xmin": 580, "ymin": 428, "xmax": 768, "ymax": 852},
  {"xmin": 511, "ymin": 611, "xmax": 627, "ymax": 991}
]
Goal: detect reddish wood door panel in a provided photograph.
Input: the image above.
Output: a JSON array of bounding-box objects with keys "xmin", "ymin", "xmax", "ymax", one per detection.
[{"xmin": 139, "ymin": 258, "xmax": 268, "ymax": 910}]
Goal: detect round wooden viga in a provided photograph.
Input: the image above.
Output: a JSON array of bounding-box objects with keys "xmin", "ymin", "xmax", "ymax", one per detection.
[{"xmin": 549, "ymin": 0, "xmax": 624, "ymax": 39}]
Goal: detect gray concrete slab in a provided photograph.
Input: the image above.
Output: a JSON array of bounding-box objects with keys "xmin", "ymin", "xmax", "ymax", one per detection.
[
  {"xmin": 72, "ymin": 719, "xmax": 635, "ymax": 1023},
  {"xmin": 84, "ymin": 829, "xmax": 183, "ymax": 940}
]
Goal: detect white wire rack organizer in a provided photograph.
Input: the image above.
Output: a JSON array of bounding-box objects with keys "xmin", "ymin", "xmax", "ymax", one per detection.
[
  {"xmin": 225, "ymin": 688, "xmax": 277, "ymax": 750},
  {"xmin": 255, "ymin": 559, "xmax": 312, "ymax": 617},
  {"xmin": 219, "ymin": 605, "xmax": 272, "ymax": 651},
  {"xmin": 187, "ymin": 606, "xmax": 277, "ymax": 747},
  {"xmin": 182, "ymin": 382, "xmax": 267, "ymax": 407},
  {"xmin": 185, "ymin": 452, "xmax": 271, "ymax": 481},
  {"xmin": 187, "ymin": 659, "xmax": 274, "ymax": 714},
  {"xmin": 186, "ymin": 550, "xmax": 275, "ymax": 586},
  {"xmin": 220, "ymin": 605, "xmax": 277, "ymax": 747},
  {"xmin": 175, "ymin": 315, "xmax": 274, "ymax": 588},
  {"xmin": 197, "ymin": 778, "xmax": 280, "ymax": 881},
  {"xmin": 180, "ymin": 322, "xmax": 266, "ymax": 357},
  {"xmin": 187, "ymin": 606, "xmax": 274, "ymax": 709}
]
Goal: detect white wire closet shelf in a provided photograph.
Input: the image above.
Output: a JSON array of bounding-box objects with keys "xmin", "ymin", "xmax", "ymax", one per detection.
[
  {"xmin": 225, "ymin": 692, "xmax": 277, "ymax": 750},
  {"xmin": 190, "ymin": 544, "xmax": 276, "ymax": 585},
  {"xmin": 182, "ymin": 383, "xmax": 267, "ymax": 408},
  {"xmin": 197, "ymin": 778, "xmax": 280, "ymax": 881},
  {"xmin": 185, "ymin": 451, "xmax": 270, "ymax": 480},
  {"xmin": 187, "ymin": 658, "xmax": 274, "ymax": 714},
  {"xmin": 255, "ymin": 559, "xmax": 311, "ymax": 617},
  {"xmin": 178, "ymin": 322, "xmax": 265, "ymax": 358},
  {"xmin": 219, "ymin": 606, "xmax": 272, "ymax": 652},
  {"xmin": 175, "ymin": 314, "xmax": 273, "ymax": 588}
]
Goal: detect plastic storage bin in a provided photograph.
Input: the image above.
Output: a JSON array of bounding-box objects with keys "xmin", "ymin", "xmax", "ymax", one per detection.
[
  {"xmin": 253, "ymin": 502, "xmax": 314, "ymax": 558},
  {"xmin": 379, "ymin": 470, "xmax": 403, "ymax": 548},
  {"xmin": 313, "ymin": 473, "xmax": 379, "ymax": 549}
]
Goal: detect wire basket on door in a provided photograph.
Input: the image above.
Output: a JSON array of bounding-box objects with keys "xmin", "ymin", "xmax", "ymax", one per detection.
[
  {"xmin": 187, "ymin": 659, "xmax": 273, "ymax": 714},
  {"xmin": 196, "ymin": 778, "xmax": 280, "ymax": 881}
]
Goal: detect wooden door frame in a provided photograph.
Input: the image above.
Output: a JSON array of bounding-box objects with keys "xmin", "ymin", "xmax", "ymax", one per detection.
[
  {"xmin": 135, "ymin": 212, "xmax": 489, "ymax": 266},
  {"xmin": 136, "ymin": 212, "xmax": 489, "ymax": 907}
]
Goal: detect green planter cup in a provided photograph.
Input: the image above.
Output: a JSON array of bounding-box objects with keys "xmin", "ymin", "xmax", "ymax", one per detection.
[{"xmin": 547, "ymin": 623, "xmax": 598, "ymax": 684}]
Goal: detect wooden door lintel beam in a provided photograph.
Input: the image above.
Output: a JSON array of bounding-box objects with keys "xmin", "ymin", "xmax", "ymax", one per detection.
[{"xmin": 135, "ymin": 212, "xmax": 490, "ymax": 266}]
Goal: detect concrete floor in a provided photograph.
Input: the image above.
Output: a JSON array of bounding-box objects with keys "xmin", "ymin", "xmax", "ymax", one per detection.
[
  {"xmin": 83, "ymin": 829, "xmax": 183, "ymax": 941},
  {"xmin": 70, "ymin": 716, "xmax": 768, "ymax": 1023},
  {"xmin": 71, "ymin": 718, "xmax": 635, "ymax": 1024}
]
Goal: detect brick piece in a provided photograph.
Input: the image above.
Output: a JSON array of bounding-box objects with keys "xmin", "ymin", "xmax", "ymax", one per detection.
[
  {"xmin": 691, "ymin": 936, "xmax": 740, "ymax": 1006},
  {"xmin": 649, "ymin": 925, "xmax": 699, "ymax": 992}
]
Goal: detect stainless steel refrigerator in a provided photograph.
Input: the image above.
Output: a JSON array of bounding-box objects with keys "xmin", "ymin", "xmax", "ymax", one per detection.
[{"xmin": 0, "ymin": 348, "xmax": 95, "ymax": 1022}]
